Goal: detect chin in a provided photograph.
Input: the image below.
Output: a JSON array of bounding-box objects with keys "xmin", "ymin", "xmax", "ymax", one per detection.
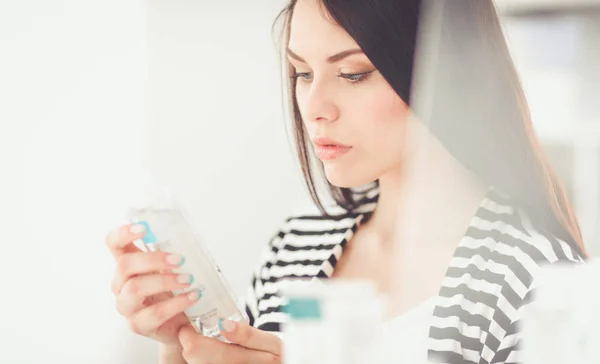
[{"xmin": 322, "ymin": 165, "xmax": 376, "ymax": 189}]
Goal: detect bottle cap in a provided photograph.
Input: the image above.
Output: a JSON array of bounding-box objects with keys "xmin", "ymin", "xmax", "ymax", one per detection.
[
  {"xmin": 136, "ymin": 220, "xmax": 158, "ymax": 244},
  {"xmin": 284, "ymin": 297, "xmax": 322, "ymax": 320}
]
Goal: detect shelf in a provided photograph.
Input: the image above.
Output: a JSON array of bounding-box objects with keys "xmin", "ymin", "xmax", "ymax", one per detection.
[
  {"xmin": 496, "ymin": 0, "xmax": 600, "ymax": 16},
  {"xmin": 536, "ymin": 123, "xmax": 600, "ymax": 146}
]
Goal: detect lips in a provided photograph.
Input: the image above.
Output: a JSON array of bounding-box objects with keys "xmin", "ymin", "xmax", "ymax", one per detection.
[{"xmin": 312, "ymin": 137, "xmax": 352, "ymax": 161}]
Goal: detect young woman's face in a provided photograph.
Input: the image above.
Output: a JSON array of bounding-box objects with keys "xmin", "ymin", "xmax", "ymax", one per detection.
[{"xmin": 288, "ymin": 0, "xmax": 411, "ymax": 188}]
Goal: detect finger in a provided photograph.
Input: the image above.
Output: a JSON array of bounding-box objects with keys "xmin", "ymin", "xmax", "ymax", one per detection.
[
  {"xmin": 105, "ymin": 223, "xmax": 146, "ymax": 259},
  {"xmin": 111, "ymin": 251, "xmax": 185, "ymax": 294},
  {"xmin": 115, "ymin": 272, "xmax": 194, "ymax": 316},
  {"xmin": 128, "ymin": 290, "xmax": 201, "ymax": 336},
  {"xmin": 219, "ymin": 319, "xmax": 282, "ymax": 356},
  {"xmin": 178, "ymin": 326, "xmax": 234, "ymax": 363},
  {"xmin": 178, "ymin": 326, "xmax": 281, "ymax": 364}
]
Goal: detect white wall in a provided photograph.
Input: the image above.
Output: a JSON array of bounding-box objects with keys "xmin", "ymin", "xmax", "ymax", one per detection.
[
  {"xmin": 496, "ymin": 0, "xmax": 600, "ymax": 13},
  {"xmin": 145, "ymin": 0, "xmax": 309, "ymax": 300},
  {"xmin": 1, "ymin": 1, "xmax": 151, "ymax": 363},
  {"xmin": 2, "ymin": 0, "xmax": 308, "ymax": 363}
]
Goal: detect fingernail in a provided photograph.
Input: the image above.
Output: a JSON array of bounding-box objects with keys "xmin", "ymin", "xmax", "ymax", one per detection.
[
  {"xmin": 177, "ymin": 274, "xmax": 194, "ymax": 285},
  {"xmin": 130, "ymin": 224, "xmax": 146, "ymax": 234},
  {"xmin": 166, "ymin": 254, "xmax": 185, "ymax": 266},
  {"xmin": 188, "ymin": 290, "xmax": 202, "ymax": 301},
  {"xmin": 219, "ymin": 318, "xmax": 236, "ymax": 332}
]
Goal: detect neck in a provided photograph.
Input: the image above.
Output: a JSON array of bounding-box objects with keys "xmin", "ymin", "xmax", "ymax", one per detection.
[{"xmin": 366, "ymin": 124, "xmax": 487, "ymax": 245}]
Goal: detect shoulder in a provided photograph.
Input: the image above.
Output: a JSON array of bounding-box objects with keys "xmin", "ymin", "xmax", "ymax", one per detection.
[
  {"xmin": 431, "ymin": 188, "xmax": 584, "ymax": 363},
  {"xmin": 481, "ymin": 189, "xmax": 582, "ymax": 271},
  {"xmin": 280, "ymin": 206, "xmax": 361, "ymax": 233},
  {"xmin": 471, "ymin": 190, "xmax": 585, "ymax": 363},
  {"xmin": 264, "ymin": 205, "xmax": 361, "ymax": 258},
  {"xmin": 276, "ymin": 182, "xmax": 379, "ymax": 235},
  {"xmin": 473, "ymin": 188, "xmax": 582, "ymax": 263},
  {"xmin": 459, "ymin": 188, "xmax": 584, "ymax": 322},
  {"xmin": 271, "ymin": 185, "xmax": 379, "ymax": 248}
]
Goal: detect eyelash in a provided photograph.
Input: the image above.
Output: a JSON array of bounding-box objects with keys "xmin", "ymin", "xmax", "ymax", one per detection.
[{"xmin": 291, "ymin": 70, "xmax": 374, "ymax": 85}]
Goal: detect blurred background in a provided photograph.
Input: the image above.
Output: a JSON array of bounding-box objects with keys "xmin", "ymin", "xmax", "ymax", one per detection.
[{"xmin": 2, "ymin": 0, "xmax": 599, "ymax": 362}]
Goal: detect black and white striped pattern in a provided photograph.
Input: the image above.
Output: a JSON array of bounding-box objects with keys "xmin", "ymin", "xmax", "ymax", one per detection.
[{"xmin": 244, "ymin": 185, "xmax": 583, "ymax": 363}]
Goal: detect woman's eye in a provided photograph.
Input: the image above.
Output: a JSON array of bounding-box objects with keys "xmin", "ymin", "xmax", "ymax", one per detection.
[
  {"xmin": 345, "ymin": 73, "xmax": 364, "ymax": 82},
  {"xmin": 339, "ymin": 71, "xmax": 373, "ymax": 83},
  {"xmin": 292, "ymin": 72, "xmax": 313, "ymax": 82}
]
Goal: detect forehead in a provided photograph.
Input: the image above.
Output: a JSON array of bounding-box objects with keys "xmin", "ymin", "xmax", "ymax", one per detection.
[{"xmin": 288, "ymin": 0, "xmax": 359, "ymax": 54}]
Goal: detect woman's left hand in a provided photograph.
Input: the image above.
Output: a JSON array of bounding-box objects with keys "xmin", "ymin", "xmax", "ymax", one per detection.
[{"xmin": 178, "ymin": 319, "xmax": 282, "ymax": 364}]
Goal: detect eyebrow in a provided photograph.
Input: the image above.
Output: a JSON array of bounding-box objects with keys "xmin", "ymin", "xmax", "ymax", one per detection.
[{"xmin": 286, "ymin": 48, "xmax": 364, "ymax": 64}]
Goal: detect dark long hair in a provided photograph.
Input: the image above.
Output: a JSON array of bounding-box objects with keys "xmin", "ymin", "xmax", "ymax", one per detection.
[{"xmin": 273, "ymin": 0, "xmax": 587, "ymax": 258}]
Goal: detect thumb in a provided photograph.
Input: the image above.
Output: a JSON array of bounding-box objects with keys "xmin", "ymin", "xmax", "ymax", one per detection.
[
  {"xmin": 218, "ymin": 319, "xmax": 282, "ymax": 355},
  {"xmin": 178, "ymin": 324, "xmax": 200, "ymax": 348}
]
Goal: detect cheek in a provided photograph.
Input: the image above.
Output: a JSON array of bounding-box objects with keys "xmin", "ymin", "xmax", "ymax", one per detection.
[
  {"xmin": 353, "ymin": 87, "xmax": 409, "ymax": 143},
  {"xmin": 295, "ymin": 86, "xmax": 311, "ymax": 128},
  {"xmin": 368, "ymin": 87, "xmax": 408, "ymax": 122}
]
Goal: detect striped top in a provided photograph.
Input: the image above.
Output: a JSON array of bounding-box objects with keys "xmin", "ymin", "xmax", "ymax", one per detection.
[{"xmin": 243, "ymin": 184, "xmax": 583, "ymax": 364}]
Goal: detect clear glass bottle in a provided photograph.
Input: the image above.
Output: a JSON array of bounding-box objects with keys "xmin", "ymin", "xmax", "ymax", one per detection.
[
  {"xmin": 282, "ymin": 279, "xmax": 384, "ymax": 364},
  {"xmin": 282, "ymin": 281, "xmax": 339, "ymax": 364},
  {"xmin": 127, "ymin": 191, "xmax": 246, "ymax": 339}
]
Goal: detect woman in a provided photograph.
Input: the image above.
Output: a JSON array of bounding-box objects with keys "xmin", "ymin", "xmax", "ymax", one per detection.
[{"xmin": 106, "ymin": 0, "xmax": 587, "ymax": 363}]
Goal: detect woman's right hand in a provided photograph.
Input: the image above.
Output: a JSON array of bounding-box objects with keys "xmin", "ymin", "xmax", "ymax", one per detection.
[{"xmin": 105, "ymin": 223, "xmax": 201, "ymax": 345}]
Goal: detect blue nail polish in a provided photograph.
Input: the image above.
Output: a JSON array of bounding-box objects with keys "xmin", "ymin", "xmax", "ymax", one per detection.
[
  {"xmin": 137, "ymin": 221, "xmax": 158, "ymax": 244},
  {"xmin": 218, "ymin": 317, "xmax": 224, "ymax": 331}
]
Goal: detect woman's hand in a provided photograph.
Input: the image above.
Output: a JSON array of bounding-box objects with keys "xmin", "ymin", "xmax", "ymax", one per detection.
[
  {"xmin": 106, "ymin": 223, "xmax": 200, "ymax": 345},
  {"xmin": 178, "ymin": 319, "xmax": 282, "ymax": 364}
]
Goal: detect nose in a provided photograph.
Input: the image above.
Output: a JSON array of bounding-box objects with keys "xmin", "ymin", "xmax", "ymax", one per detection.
[{"xmin": 301, "ymin": 81, "xmax": 340, "ymax": 124}]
